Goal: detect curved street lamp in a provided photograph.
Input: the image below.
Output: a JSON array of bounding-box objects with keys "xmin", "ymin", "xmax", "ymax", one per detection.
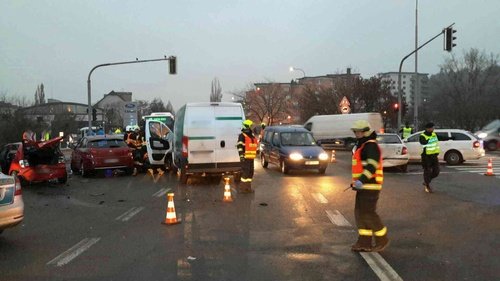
[{"xmin": 289, "ymin": 66, "xmax": 305, "ymax": 78}]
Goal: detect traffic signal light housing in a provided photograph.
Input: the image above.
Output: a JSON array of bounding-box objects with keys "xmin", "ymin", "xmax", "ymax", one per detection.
[
  {"xmin": 92, "ymin": 108, "xmax": 97, "ymax": 121},
  {"xmin": 393, "ymin": 103, "xmax": 399, "ymax": 112},
  {"xmin": 169, "ymin": 56, "xmax": 177, "ymax": 74},
  {"xmin": 444, "ymin": 27, "xmax": 457, "ymax": 52}
]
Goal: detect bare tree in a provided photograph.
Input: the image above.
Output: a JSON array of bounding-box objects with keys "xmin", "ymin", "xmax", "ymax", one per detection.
[
  {"xmin": 210, "ymin": 77, "xmax": 223, "ymax": 102},
  {"xmin": 149, "ymin": 97, "xmax": 167, "ymax": 112}
]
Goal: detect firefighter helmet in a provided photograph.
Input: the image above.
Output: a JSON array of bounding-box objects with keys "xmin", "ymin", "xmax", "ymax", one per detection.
[{"xmin": 242, "ymin": 119, "xmax": 253, "ymax": 128}]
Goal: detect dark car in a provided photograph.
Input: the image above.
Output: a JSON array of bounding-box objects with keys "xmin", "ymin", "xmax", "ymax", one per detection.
[
  {"xmin": 70, "ymin": 135, "xmax": 134, "ymax": 176},
  {"xmin": 260, "ymin": 126, "xmax": 329, "ymax": 174},
  {"xmin": 0, "ymin": 137, "xmax": 68, "ymax": 184}
]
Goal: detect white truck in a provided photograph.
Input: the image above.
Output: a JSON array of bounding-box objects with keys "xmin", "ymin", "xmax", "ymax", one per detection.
[{"xmin": 303, "ymin": 113, "xmax": 383, "ymax": 150}]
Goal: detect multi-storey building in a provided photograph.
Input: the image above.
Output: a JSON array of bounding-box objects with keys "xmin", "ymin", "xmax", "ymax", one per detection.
[{"xmin": 379, "ymin": 72, "xmax": 429, "ymax": 108}]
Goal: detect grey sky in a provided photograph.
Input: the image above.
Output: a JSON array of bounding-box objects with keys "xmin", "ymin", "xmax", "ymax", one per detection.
[{"xmin": 1, "ymin": 0, "xmax": 498, "ymax": 110}]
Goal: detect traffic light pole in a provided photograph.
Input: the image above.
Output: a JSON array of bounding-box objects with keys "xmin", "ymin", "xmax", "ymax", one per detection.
[
  {"xmin": 397, "ymin": 23, "xmax": 454, "ymax": 130},
  {"xmin": 86, "ymin": 56, "xmax": 176, "ymax": 133}
]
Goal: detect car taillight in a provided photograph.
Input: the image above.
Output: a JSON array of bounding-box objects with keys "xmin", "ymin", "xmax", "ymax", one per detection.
[
  {"xmin": 19, "ymin": 159, "xmax": 29, "ymax": 168},
  {"xmin": 182, "ymin": 136, "xmax": 188, "ymax": 157},
  {"xmin": 473, "ymin": 141, "xmax": 480, "ymax": 148},
  {"xmin": 14, "ymin": 176, "xmax": 22, "ymax": 196},
  {"xmin": 402, "ymin": 147, "xmax": 408, "ymax": 155},
  {"xmin": 58, "ymin": 156, "xmax": 65, "ymax": 164}
]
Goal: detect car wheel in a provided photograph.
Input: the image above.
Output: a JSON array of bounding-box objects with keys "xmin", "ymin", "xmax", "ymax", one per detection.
[
  {"xmin": 179, "ymin": 167, "xmax": 188, "ymax": 184},
  {"xmin": 261, "ymin": 154, "xmax": 268, "ymax": 168},
  {"xmin": 318, "ymin": 167, "xmax": 326, "ymax": 174},
  {"xmin": 58, "ymin": 173, "xmax": 68, "ymax": 184},
  {"xmin": 280, "ymin": 160, "xmax": 289, "ymax": 174},
  {"xmin": 445, "ymin": 150, "xmax": 463, "ymax": 165},
  {"xmin": 486, "ymin": 141, "xmax": 498, "ymax": 151}
]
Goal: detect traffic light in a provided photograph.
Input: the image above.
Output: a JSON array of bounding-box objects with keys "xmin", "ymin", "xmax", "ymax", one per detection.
[
  {"xmin": 393, "ymin": 103, "xmax": 399, "ymax": 112},
  {"xmin": 169, "ymin": 56, "xmax": 177, "ymax": 74},
  {"xmin": 92, "ymin": 108, "xmax": 97, "ymax": 121},
  {"xmin": 444, "ymin": 27, "xmax": 457, "ymax": 52}
]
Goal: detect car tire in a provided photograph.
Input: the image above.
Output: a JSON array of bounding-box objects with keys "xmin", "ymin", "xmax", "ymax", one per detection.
[
  {"xmin": 318, "ymin": 167, "xmax": 326, "ymax": 174},
  {"xmin": 261, "ymin": 154, "xmax": 269, "ymax": 168},
  {"xmin": 58, "ymin": 173, "xmax": 68, "ymax": 184},
  {"xmin": 179, "ymin": 167, "xmax": 188, "ymax": 184},
  {"xmin": 486, "ymin": 140, "xmax": 498, "ymax": 151},
  {"xmin": 444, "ymin": 150, "xmax": 463, "ymax": 165},
  {"xmin": 280, "ymin": 160, "xmax": 289, "ymax": 174}
]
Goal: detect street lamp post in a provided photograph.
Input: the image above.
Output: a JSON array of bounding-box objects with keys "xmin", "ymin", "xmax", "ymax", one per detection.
[
  {"xmin": 86, "ymin": 56, "xmax": 176, "ymax": 132},
  {"xmin": 289, "ymin": 66, "xmax": 306, "ymax": 78}
]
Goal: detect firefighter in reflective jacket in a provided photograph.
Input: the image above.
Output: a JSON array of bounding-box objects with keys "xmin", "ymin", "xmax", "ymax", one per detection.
[
  {"xmin": 350, "ymin": 120, "xmax": 389, "ymax": 252},
  {"xmin": 237, "ymin": 119, "xmax": 258, "ymax": 193}
]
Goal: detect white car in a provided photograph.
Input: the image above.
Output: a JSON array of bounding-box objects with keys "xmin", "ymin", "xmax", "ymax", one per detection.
[
  {"xmin": 403, "ymin": 129, "xmax": 485, "ymax": 165},
  {"xmin": 377, "ymin": 133, "xmax": 409, "ymax": 171},
  {"xmin": 0, "ymin": 170, "xmax": 24, "ymax": 235}
]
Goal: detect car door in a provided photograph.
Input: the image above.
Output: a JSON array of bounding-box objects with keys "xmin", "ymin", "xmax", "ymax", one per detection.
[
  {"xmin": 213, "ymin": 105, "xmax": 242, "ymax": 166},
  {"xmin": 145, "ymin": 119, "xmax": 172, "ymax": 165},
  {"xmin": 269, "ymin": 132, "xmax": 281, "ymax": 165},
  {"xmin": 71, "ymin": 138, "xmax": 85, "ymax": 167},
  {"xmin": 404, "ymin": 133, "xmax": 421, "ymax": 160},
  {"xmin": 435, "ymin": 131, "xmax": 450, "ymax": 160}
]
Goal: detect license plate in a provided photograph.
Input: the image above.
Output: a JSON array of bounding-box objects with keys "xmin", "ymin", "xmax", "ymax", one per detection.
[
  {"xmin": 305, "ymin": 161, "xmax": 319, "ymax": 165},
  {"xmin": 104, "ymin": 159, "xmax": 119, "ymax": 164}
]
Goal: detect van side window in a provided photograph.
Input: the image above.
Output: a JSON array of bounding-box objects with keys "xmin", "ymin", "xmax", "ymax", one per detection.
[
  {"xmin": 264, "ymin": 131, "xmax": 272, "ymax": 144},
  {"xmin": 450, "ymin": 133, "xmax": 471, "ymax": 141},
  {"xmin": 304, "ymin": 123, "xmax": 312, "ymax": 131},
  {"xmin": 272, "ymin": 133, "xmax": 280, "ymax": 146}
]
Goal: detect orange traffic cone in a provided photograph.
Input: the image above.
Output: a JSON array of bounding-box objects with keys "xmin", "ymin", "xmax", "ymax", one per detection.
[
  {"xmin": 484, "ymin": 158, "xmax": 495, "ymax": 176},
  {"xmin": 162, "ymin": 193, "xmax": 181, "ymax": 225},
  {"xmin": 330, "ymin": 150, "xmax": 336, "ymax": 163},
  {"xmin": 223, "ymin": 177, "xmax": 233, "ymax": 202}
]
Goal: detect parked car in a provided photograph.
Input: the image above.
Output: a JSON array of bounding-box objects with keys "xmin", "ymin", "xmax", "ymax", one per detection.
[
  {"xmin": 172, "ymin": 102, "xmax": 244, "ymax": 184},
  {"xmin": 70, "ymin": 135, "xmax": 134, "ymax": 176},
  {"xmin": 260, "ymin": 126, "xmax": 329, "ymax": 174},
  {"xmin": 376, "ymin": 133, "xmax": 409, "ymax": 172},
  {"xmin": 0, "ymin": 169, "xmax": 24, "ymax": 235},
  {"xmin": 0, "ymin": 137, "xmax": 67, "ymax": 184},
  {"xmin": 475, "ymin": 119, "xmax": 500, "ymax": 151},
  {"xmin": 403, "ymin": 129, "xmax": 485, "ymax": 165}
]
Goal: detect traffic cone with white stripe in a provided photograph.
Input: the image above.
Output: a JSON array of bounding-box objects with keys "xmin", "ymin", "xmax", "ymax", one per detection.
[
  {"xmin": 223, "ymin": 177, "xmax": 233, "ymax": 203},
  {"xmin": 484, "ymin": 158, "xmax": 495, "ymax": 176},
  {"xmin": 330, "ymin": 150, "xmax": 336, "ymax": 163},
  {"xmin": 162, "ymin": 193, "xmax": 181, "ymax": 225}
]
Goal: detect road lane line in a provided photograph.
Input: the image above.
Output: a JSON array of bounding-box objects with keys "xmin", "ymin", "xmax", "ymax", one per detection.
[
  {"xmin": 360, "ymin": 252, "xmax": 403, "ymax": 281},
  {"xmin": 153, "ymin": 188, "xmax": 171, "ymax": 197},
  {"xmin": 47, "ymin": 237, "xmax": 101, "ymax": 267},
  {"xmin": 312, "ymin": 193, "xmax": 328, "ymax": 204},
  {"xmin": 121, "ymin": 207, "xmax": 144, "ymax": 222},
  {"xmin": 325, "ymin": 210, "xmax": 351, "ymax": 227}
]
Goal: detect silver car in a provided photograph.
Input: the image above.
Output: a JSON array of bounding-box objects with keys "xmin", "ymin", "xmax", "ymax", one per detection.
[
  {"xmin": 377, "ymin": 133, "xmax": 409, "ymax": 172},
  {"xmin": 0, "ymin": 170, "xmax": 24, "ymax": 234}
]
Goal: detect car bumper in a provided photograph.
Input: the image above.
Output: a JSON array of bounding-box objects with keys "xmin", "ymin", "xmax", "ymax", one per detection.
[
  {"xmin": 285, "ymin": 160, "xmax": 329, "ymax": 170},
  {"xmin": 18, "ymin": 164, "xmax": 67, "ymax": 182},
  {"xmin": 383, "ymin": 157, "xmax": 409, "ymax": 168},
  {"xmin": 0, "ymin": 196, "xmax": 24, "ymax": 230}
]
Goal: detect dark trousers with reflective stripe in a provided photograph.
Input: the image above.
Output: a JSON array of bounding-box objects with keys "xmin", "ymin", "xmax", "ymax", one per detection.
[
  {"xmin": 421, "ymin": 153, "xmax": 440, "ymax": 185},
  {"xmin": 240, "ymin": 158, "xmax": 254, "ymax": 191},
  {"xmin": 355, "ymin": 190, "xmax": 384, "ymax": 235}
]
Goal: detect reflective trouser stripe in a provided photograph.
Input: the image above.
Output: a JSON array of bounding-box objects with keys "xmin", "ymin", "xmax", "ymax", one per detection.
[
  {"xmin": 358, "ymin": 229, "xmax": 373, "ymax": 236},
  {"xmin": 374, "ymin": 226, "xmax": 387, "ymax": 237},
  {"xmin": 241, "ymin": 178, "xmax": 252, "ymax": 183},
  {"xmin": 363, "ymin": 184, "xmax": 382, "ymax": 190}
]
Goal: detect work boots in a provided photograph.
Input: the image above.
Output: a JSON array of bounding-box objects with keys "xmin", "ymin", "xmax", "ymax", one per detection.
[
  {"xmin": 372, "ymin": 235, "xmax": 390, "ymax": 252},
  {"xmin": 423, "ymin": 182, "xmax": 433, "ymax": 193},
  {"xmin": 351, "ymin": 236, "xmax": 372, "ymax": 252}
]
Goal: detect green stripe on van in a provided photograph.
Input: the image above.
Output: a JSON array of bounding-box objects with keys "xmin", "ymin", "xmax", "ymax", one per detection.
[
  {"xmin": 188, "ymin": 136, "xmax": 216, "ymax": 140},
  {"xmin": 215, "ymin": 117, "xmax": 243, "ymax": 120}
]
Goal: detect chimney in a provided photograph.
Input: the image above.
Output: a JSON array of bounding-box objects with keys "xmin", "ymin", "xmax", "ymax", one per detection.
[{"xmin": 347, "ymin": 68, "xmax": 351, "ymax": 75}]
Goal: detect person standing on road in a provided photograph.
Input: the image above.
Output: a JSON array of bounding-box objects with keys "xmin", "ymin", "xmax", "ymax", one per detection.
[
  {"xmin": 399, "ymin": 121, "xmax": 414, "ymax": 139},
  {"xmin": 420, "ymin": 122, "xmax": 440, "ymax": 193},
  {"xmin": 350, "ymin": 120, "xmax": 389, "ymax": 252},
  {"xmin": 237, "ymin": 119, "xmax": 258, "ymax": 193}
]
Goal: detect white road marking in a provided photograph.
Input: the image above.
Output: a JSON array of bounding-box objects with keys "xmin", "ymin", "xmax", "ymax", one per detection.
[
  {"xmin": 47, "ymin": 237, "xmax": 101, "ymax": 267},
  {"xmin": 325, "ymin": 210, "xmax": 351, "ymax": 227},
  {"xmin": 360, "ymin": 252, "xmax": 403, "ymax": 281},
  {"xmin": 153, "ymin": 188, "xmax": 171, "ymax": 197},
  {"xmin": 311, "ymin": 192, "xmax": 328, "ymax": 204},
  {"xmin": 116, "ymin": 207, "xmax": 144, "ymax": 222}
]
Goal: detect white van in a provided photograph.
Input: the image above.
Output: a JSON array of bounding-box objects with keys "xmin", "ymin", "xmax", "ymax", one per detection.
[
  {"xmin": 144, "ymin": 118, "xmax": 173, "ymax": 170},
  {"xmin": 303, "ymin": 113, "xmax": 383, "ymax": 150},
  {"xmin": 172, "ymin": 102, "xmax": 244, "ymax": 184}
]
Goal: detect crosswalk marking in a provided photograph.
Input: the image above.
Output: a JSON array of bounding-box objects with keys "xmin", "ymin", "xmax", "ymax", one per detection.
[
  {"xmin": 153, "ymin": 188, "xmax": 171, "ymax": 197},
  {"xmin": 312, "ymin": 193, "xmax": 328, "ymax": 204},
  {"xmin": 325, "ymin": 210, "xmax": 352, "ymax": 227},
  {"xmin": 47, "ymin": 238, "xmax": 101, "ymax": 267},
  {"xmin": 446, "ymin": 157, "xmax": 500, "ymax": 179},
  {"xmin": 116, "ymin": 207, "xmax": 144, "ymax": 222}
]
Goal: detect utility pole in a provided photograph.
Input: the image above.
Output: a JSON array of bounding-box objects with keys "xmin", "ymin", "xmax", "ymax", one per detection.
[
  {"xmin": 414, "ymin": 0, "xmax": 419, "ymax": 130},
  {"xmin": 86, "ymin": 56, "xmax": 176, "ymax": 132}
]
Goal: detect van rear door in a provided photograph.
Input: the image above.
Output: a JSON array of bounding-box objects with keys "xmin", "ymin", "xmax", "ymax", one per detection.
[
  {"xmin": 214, "ymin": 106, "xmax": 243, "ymax": 166},
  {"xmin": 145, "ymin": 119, "xmax": 172, "ymax": 166},
  {"xmin": 185, "ymin": 106, "xmax": 216, "ymax": 164}
]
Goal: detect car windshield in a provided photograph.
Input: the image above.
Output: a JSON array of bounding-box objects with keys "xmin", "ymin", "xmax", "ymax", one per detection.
[
  {"xmin": 377, "ymin": 135, "xmax": 401, "ymax": 144},
  {"xmin": 280, "ymin": 132, "xmax": 316, "ymax": 146},
  {"xmin": 88, "ymin": 139, "xmax": 126, "ymax": 148}
]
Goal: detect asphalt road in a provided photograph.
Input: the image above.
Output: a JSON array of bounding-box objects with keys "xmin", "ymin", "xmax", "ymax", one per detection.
[{"xmin": 1, "ymin": 151, "xmax": 499, "ymax": 281}]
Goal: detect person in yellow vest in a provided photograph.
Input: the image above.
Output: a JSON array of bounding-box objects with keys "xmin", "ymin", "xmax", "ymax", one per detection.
[
  {"xmin": 419, "ymin": 122, "xmax": 440, "ymax": 193},
  {"xmin": 237, "ymin": 119, "xmax": 258, "ymax": 193},
  {"xmin": 399, "ymin": 121, "xmax": 414, "ymax": 139},
  {"xmin": 350, "ymin": 120, "xmax": 389, "ymax": 252}
]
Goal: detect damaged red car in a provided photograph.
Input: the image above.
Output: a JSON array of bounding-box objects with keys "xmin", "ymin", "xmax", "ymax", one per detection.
[{"xmin": 0, "ymin": 137, "xmax": 68, "ymax": 184}]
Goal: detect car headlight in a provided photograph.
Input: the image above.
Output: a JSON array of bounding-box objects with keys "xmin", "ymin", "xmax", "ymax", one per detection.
[
  {"xmin": 289, "ymin": 153, "xmax": 303, "ymax": 161},
  {"xmin": 478, "ymin": 132, "xmax": 487, "ymax": 139},
  {"xmin": 318, "ymin": 153, "xmax": 329, "ymax": 161}
]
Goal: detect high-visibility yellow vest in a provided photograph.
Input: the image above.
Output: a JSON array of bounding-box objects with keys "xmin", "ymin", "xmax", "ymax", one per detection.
[
  {"xmin": 421, "ymin": 132, "xmax": 440, "ymax": 155},
  {"xmin": 402, "ymin": 127, "xmax": 412, "ymax": 139}
]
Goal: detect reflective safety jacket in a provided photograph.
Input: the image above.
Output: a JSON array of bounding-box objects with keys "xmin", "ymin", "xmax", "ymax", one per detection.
[
  {"xmin": 352, "ymin": 140, "xmax": 384, "ymax": 190},
  {"xmin": 420, "ymin": 132, "xmax": 440, "ymax": 155},
  {"xmin": 402, "ymin": 127, "xmax": 412, "ymax": 139},
  {"xmin": 238, "ymin": 132, "xmax": 257, "ymax": 159}
]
